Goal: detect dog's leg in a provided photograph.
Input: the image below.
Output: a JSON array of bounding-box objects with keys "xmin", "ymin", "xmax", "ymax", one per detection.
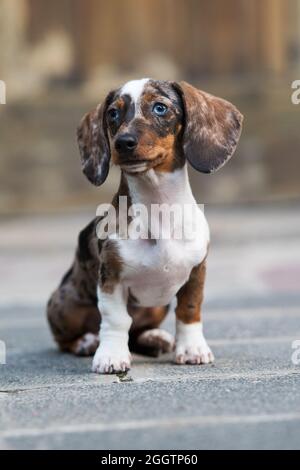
[
  {"xmin": 175, "ymin": 261, "xmax": 214, "ymax": 365},
  {"xmin": 47, "ymin": 220, "xmax": 100, "ymax": 356},
  {"xmin": 128, "ymin": 306, "xmax": 174, "ymax": 357},
  {"xmin": 47, "ymin": 272, "xmax": 100, "ymax": 356},
  {"xmin": 92, "ymin": 284, "xmax": 132, "ymax": 374},
  {"xmin": 135, "ymin": 328, "xmax": 175, "ymax": 356}
]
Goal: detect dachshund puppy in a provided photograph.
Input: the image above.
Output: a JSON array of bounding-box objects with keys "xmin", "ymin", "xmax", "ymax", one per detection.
[{"xmin": 47, "ymin": 79, "xmax": 243, "ymax": 373}]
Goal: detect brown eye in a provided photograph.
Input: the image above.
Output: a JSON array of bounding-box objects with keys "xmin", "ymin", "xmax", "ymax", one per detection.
[{"xmin": 108, "ymin": 108, "xmax": 119, "ymax": 121}]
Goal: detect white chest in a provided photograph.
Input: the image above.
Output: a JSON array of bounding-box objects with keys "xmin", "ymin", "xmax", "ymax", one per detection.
[
  {"xmin": 110, "ymin": 167, "xmax": 210, "ymax": 307},
  {"xmin": 120, "ymin": 243, "xmax": 207, "ymax": 306},
  {"xmin": 115, "ymin": 207, "xmax": 209, "ymax": 307}
]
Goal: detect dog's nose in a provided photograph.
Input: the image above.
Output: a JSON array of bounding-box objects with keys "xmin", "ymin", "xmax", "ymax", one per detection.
[{"xmin": 115, "ymin": 134, "xmax": 138, "ymax": 153}]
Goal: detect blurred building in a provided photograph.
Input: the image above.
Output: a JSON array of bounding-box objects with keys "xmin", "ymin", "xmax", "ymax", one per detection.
[{"xmin": 0, "ymin": 0, "xmax": 300, "ymax": 213}]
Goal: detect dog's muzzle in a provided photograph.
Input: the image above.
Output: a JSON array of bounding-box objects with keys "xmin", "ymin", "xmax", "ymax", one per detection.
[{"xmin": 115, "ymin": 133, "xmax": 138, "ymax": 155}]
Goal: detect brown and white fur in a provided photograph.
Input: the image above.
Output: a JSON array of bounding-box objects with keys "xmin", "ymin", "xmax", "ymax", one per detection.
[{"xmin": 47, "ymin": 79, "xmax": 243, "ymax": 373}]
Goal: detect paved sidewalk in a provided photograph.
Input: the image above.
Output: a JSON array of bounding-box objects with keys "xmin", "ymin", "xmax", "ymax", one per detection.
[{"xmin": 0, "ymin": 204, "xmax": 300, "ymax": 449}]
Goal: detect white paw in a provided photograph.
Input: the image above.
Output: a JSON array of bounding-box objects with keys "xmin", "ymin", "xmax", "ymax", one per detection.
[
  {"xmin": 175, "ymin": 342, "xmax": 214, "ymax": 364},
  {"xmin": 92, "ymin": 343, "xmax": 131, "ymax": 374},
  {"xmin": 175, "ymin": 321, "xmax": 214, "ymax": 365}
]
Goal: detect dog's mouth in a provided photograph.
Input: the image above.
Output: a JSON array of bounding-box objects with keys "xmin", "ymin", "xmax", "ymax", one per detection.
[{"xmin": 119, "ymin": 155, "xmax": 166, "ymax": 174}]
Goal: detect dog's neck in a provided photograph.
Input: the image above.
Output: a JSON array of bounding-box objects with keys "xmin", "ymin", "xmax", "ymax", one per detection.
[{"xmin": 123, "ymin": 165, "xmax": 196, "ymax": 207}]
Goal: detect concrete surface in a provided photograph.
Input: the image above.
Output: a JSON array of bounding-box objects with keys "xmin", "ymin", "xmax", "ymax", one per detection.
[{"xmin": 0, "ymin": 204, "xmax": 300, "ymax": 449}]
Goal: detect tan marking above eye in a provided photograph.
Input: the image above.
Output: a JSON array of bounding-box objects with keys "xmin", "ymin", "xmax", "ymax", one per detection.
[
  {"xmin": 115, "ymin": 98, "xmax": 125, "ymax": 108},
  {"xmin": 107, "ymin": 98, "xmax": 124, "ymax": 114},
  {"xmin": 142, "ymin": 91, "xmax": 172, "ymax": 107}
]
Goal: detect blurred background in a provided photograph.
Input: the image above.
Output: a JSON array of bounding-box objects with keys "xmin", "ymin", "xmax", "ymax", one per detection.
[{"xmin": 0, "ymin": 0, "xmax": 300, "ymax": 214}]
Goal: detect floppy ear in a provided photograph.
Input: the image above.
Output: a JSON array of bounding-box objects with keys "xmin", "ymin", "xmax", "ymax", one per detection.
[
  {"xmin": 77, "ymin": 92, "xmax": 113, "ymax": 186},
  {"xmin": 173, "ymin": 81, "xmax": 243, "ymax": 173}
]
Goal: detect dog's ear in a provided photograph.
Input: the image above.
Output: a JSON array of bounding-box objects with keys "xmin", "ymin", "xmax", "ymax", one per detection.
[
  {"xmin": 172, "ymin": 81, "xmax": 243, "ymax": 173},
  {"xmin": 77, "ymin": 92, "xmax": 114, "ymax": 186}
]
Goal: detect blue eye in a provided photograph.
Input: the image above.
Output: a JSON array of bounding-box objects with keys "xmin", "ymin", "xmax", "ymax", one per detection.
[
  {"xmin": 153, "ymin": 102, "xmax": 168, "ymax": 116},
  {"xmin": 108, "ymin": 108, "xmax": 119, "ymax": 121}
]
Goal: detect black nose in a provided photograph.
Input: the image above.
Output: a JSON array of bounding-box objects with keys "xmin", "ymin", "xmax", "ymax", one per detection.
[{"xmin": 115, "ymin": 134, "xmax": 138, "ymax": 154}]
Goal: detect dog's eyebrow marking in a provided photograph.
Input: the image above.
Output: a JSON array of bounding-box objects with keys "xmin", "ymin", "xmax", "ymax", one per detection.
[
  {"xmin": 120, "ymin": 78, "xmax": 150, "ymax": 105},
  {"xmin": 151, "ymin": 84, "xmax": 171, "ymax": 100}
]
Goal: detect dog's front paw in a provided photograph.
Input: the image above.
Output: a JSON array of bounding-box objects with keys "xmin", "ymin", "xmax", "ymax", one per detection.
[
  {"xmin": 175, "ymin": 342, "xmax": 214, "ymax": 365},
  {"xmin": 92, "ymin": 343, "xmax": 131, "ymax": 374},
  {"xmin": 175, "ymin": 321, "xmax": 214, "ymax": 365}
]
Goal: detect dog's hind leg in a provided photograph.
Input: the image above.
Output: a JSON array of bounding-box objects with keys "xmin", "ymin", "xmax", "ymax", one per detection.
[
  {"xmin": 128, "ymin": 305, "xmax": 174, "ymax": 357},
  {"xmin": 47, "ymin": 292, "xmax": 100, "ymax": 356},
  {"xmin": 47, "ymin": 220, "xmax": 101, "ymax": 356}
]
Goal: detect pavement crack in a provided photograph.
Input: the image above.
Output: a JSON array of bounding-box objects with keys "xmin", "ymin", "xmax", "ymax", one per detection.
[{"xmin": 0, "ymin": 386, "xmax": 51, "ymax": 394}]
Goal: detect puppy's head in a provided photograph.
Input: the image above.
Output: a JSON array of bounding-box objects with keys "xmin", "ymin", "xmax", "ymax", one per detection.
[{"xmin": 77, "ymin": 79, "xmax": 243, "ymax": 185}]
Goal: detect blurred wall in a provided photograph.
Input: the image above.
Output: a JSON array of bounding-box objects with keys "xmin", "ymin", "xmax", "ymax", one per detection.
[
  {"xmin": 26, "ymin": 0, "xmax": 300, "ymax": 77},
  {"xmin": 0, "ymin": 0, "xmax": 300, "ymax": 213}
]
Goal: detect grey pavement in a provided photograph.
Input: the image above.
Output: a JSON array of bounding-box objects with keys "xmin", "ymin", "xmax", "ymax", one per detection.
[{"xmin": 0, "ymin": 204, "xmax": 300, "ymax": 449}]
